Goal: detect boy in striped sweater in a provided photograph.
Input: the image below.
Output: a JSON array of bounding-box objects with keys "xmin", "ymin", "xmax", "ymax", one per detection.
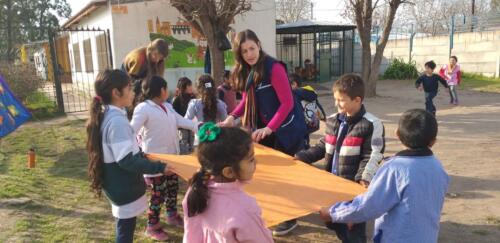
[{"xmin": 296, "ymin": 74, "xmax": 385, "ymax": 243}]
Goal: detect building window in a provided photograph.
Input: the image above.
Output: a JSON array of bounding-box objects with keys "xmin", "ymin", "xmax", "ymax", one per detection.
[
  {"xmin": 83, "ymin": 39, "xmax": 93, "ymax": 72},
  {"xmin": 95, "ymin": 34, "xmax": 109, "ymax": 71},
  {"xmin": 72, "ymin": 43, "xmax": 82, "ymax": 72}
]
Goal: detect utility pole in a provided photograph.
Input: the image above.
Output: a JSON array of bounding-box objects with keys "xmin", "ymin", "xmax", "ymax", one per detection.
[
  {"xmin": 472, "ymin": 0, "xmax": 475, "ymax": 16},
  {"xmin": 471, "ymin": 0, "xmax": 475, "ymax": 31},
  {"xmin": 311, "ymin": 2, "xmax": 314, "ymax": 20}
]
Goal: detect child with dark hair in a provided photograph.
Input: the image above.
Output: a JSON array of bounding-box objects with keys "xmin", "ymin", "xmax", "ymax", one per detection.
[
  {"xmin": 296, "ymin": 74, "xmax": 385, "ymax": 242},
  {"xmin": 415, "ymin": 60, "xmax": 449, "ymax": 116},
  {"xmin": 86, "ymin": 70, "xmax": 174, "ymax": 243},
  {"xmin": 172, "ymin": 77, "xmax": 196, "ymax": 154},
  {"xmin": 217, "ymin": 70, "xmax": 239, "ymax": 113},
  {"xmin": 439, "ymin": 56, "xmax": 461, "ymax": 105},
  {"xmin": 185, "ymin": 74, "xmax": 228, "ymax": 123},
  {"xmin": 130, "ymin": 76, "xmax": 197, "ymax": 241},
  {"xmin": 319, "ymin": 109, "xmax": 449, "ymax": 243},
  {"xmin": 182, "ymin": 123, "xmax": 273, "ymax": 242}
]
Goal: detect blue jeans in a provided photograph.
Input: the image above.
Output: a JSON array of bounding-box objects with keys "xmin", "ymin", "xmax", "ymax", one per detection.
[
  {"xmin": 425, "ymin": 91, "xmax": 437, "ymax": 115},
  {"xmin": 115, "ymin": 217, "xmax": 137, "ymax": 243},
  {"xmin": 326, "ymin": 222, "xmax": 367, "ymax": 243},
  {"xmin": 449, "ymin": 85, "xmax": 458, "ymax": 104}
]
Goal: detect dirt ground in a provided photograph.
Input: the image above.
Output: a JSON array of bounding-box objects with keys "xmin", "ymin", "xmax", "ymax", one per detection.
[{"xmin": 274, "ymin": 79, "xmax": 500, "ymax": 243}]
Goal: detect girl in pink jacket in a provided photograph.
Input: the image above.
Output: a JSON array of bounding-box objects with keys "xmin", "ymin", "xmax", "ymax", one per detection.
[
  {"xmin": 439, "ymin": 56, "xmax": 461, "ymax": 105},
  {"xmin": 182, "ymin": 123, "xmax": 274, "ymax": 243}
]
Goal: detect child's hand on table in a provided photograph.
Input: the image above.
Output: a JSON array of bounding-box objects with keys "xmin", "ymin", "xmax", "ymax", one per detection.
[
  {"xmin": 163, "ymin": 163, "xmax": 177, "ymax": 176},
  {"xmin": 359, "ymin": 180, "xmax": 369, "ymax": 188},
  {"xmin": 319, "ymin": 207, "xmax": 332, "ymax": 223}
]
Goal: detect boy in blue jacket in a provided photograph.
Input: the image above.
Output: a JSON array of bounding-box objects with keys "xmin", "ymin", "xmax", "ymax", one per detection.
[{"xmin": 319, "ymin": 108, "xmax": 449, "ymax": 243}]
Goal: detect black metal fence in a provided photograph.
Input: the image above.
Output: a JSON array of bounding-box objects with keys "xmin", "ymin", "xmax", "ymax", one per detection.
[
  {"xmin": 276, "ymin": 30, "xmax": 355, "ymax": 82},
  {"xmin": 47, "ymin": 27, "xmax": 113, "ymax": 113}
]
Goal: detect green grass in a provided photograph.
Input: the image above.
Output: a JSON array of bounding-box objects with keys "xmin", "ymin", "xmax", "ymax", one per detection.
[
  {"xmin": 0, "ymin": 119, "xmax": 183, "ymax": 242},
  {"xmin": 24, "ymin": 91, "xmax": 64, "ymax": 120},
  {"xmin": 461, "ymin": 72, "xmax": 500, "ymax": 93}
]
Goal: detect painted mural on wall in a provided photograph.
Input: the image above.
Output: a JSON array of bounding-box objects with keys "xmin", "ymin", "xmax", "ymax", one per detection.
[{"xmin": 147, "ymin": 17, "xmax": 234, "ymax": 68}]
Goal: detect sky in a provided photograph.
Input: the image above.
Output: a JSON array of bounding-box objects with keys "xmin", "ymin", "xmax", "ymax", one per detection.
[{"xmin": 66, "ymin": 0, "xmax": 347, "ymax": 23}]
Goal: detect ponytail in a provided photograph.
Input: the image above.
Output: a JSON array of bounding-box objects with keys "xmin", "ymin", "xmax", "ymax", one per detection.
[
  {"xmin": 86, "ymin": 97, "xmax": 105, "ymax": 197},
  {"xmin": 186, "ymin": 126, "xmax": 252, "ymax": 217},
  {"xmin": 86, "ymin": 70, "xmax": 130, "ymax": 197},
  {"xmin": 197, "ymin": 74, "xmax": 218, "ymax": 122},
  {"xmin": 187, "ymin": 168, "xmax": 210, "ymax": 217}
]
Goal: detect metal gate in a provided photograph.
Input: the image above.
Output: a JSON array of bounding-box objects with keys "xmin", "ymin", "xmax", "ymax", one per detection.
[{"xmin": 48, "ymin": 27, "xmax": 113, "ymax": 113}]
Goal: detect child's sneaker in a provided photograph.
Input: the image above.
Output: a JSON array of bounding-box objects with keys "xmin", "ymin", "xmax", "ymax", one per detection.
[
  {"xmin": 166, "ymin": 212, "xmax": 184, "ymax": 227},
  {"xmin": 145, "ymin": 224, "xmax": 169, "ymax": 241}
]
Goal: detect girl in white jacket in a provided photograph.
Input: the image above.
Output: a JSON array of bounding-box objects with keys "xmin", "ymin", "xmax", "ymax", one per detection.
[{"xmin": 130, "ymin": 76, "xmax": 197, "ymax": 241}]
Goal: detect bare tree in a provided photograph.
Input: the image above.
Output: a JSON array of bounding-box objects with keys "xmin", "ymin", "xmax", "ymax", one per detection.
[
  {"xmin": 346, "ymin": 0, "xmax": 412, "ymax": 97},
  {"xmin": 275, "ymin": 0, "xmax": 312, "ymax": 23},
  {"xmin": 170, "ymin": 0, "xmax": 252, "ymax": 84}
]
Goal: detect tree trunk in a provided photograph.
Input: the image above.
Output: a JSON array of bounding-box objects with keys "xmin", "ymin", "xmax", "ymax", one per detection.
[
  {"xmin": 366, "ymin": 0, "xmax": 401, "ymax": 97},
  {"xmin": 199, "ymin": 15, "xmax": 225, "ymax": 87},
  {"xmin": 6, "ymin": 0, "xmax": 13, "ymax": 63},
  {"xmin": 208, "ymin": 41, "xmax": 225, "ymax": 87}
]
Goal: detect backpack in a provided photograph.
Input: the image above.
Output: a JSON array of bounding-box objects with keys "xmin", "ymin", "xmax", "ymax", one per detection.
[{"xmin": 299, "ymin": 86, "xmax": 326, "ymax": 133}]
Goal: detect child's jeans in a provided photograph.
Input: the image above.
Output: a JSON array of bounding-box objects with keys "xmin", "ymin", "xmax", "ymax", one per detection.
[
  {"xmin": 448, "ymin": 85, "xmax": 458, "ymax": 104},
  {"xmin": 326, "ymin": 222, "xmax": 367, "ymax": 243},
  {"xmin": 145, "ymin": 175, "xmax": 179, "ymax": 226},
  {"xmin": 179, "ymin": 128, "xmax": 194, "ymax": 154},
  {"xmin": 425, "ymin": 91, "xmax": 437, "ymax": 115},
  {"xmin": 115, "ymin": 217, "xmax": 136, "ymax": 243}
]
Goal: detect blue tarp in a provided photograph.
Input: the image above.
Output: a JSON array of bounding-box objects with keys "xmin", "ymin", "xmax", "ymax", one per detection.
[{"xmin": 0, "ymin": 74, "xmax": 31, "ymax": 138}]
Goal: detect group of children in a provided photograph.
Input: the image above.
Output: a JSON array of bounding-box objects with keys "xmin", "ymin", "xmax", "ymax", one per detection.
[
  {"xmin": 415, "ymin": 56, "xmax": 462, "ymax": 116},
  {"xmin": 87, "ymin": 67, "xmax": 450, "ymax": 242}
]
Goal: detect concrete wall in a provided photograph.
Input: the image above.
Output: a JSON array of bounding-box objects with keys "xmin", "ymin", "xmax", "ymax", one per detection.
[{"xmin": 369, "ymin": 30, "xmax": 500, "ymax": 77}]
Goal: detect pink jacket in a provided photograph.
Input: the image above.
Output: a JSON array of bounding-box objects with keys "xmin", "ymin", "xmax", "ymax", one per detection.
[
  {"xmin": 439, "ymin": 64, "xmax": 461, "ymax": 85},
  {"xmin": 182, "ymin": 181, "xmax": 274, "ymax": 243}
]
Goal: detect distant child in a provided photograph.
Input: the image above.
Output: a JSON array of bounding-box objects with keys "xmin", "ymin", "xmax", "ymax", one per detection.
[
  {"xmin": 172, "ymin": 77, "xmax": 196, "ymax": 154},
  {"xmin": 439, "ymin": 56, "xmax": 461, "ymax": 105},
  {"xmin": 86, "ymin": 70, "xmax": 174, "ymax": 243},
  {"xmin": 289, "ymin": 73, "xmax": 326, "ymax": 148},
  {"xmin": 185, "ymin": 74, "xmax": 228, "ymax": 123},
  {"xmin": 415, "ymin": 60, "xmax": 448, "ymax": 116},
  {"xmin": 296, "ymin": 74, "xmax": 385, "ymax": 242},
  {"xmin": 319, "ymin": 109, "xmax": 449, "ymax": 243},
  {"xmin": 217, "ymin": 70, "xmax": 238, "ymax": 114},
  {"xmin": 130, "ymin": 76, "xmax": 198, "ymax": 241},
  {"xmin": 182, "ymin": 123, "xmax": 274, "ymax": 243}
]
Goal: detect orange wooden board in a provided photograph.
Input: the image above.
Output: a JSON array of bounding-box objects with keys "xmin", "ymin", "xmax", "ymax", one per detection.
[{"xmin": 148, "ymin": 143, "xmax": 366, "ymax": 227}]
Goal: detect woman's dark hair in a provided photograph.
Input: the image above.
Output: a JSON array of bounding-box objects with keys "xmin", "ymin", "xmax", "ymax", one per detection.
[
  {"xmin": 197, "ymin": 74, "xmax": 218, "ymax": 122},
  {"xmin": 187, "ymin": 127, "xmax": 252, "ymax": 217},
  {"xmin": 231, "ymin": 29, "xmax": 268, "ymax": 92},
  {"xmin": 86, "ymin": 69, "xmax": 131, "ymax": 197},
  {"xmin": 450, "ymin": 56, "xmax": 458, "ymax": 62},
  {"xmin": 398, "ymin": 109, "xmax": 438, "ymax": 149},
  {"xmin": 141, "ymin": 75, "xmax": 167, "ymax": 101}
]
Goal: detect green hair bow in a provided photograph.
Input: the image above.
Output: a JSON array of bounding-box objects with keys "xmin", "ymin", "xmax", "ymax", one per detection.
[{"xmin": 198, "ymin": 122, "xmax": 221, "ymax": 142}]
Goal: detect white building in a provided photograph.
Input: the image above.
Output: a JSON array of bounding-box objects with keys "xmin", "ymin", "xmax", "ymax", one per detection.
[{"xmin": 62, "ymin": 0, "xmax": 277, "ymax": 89}]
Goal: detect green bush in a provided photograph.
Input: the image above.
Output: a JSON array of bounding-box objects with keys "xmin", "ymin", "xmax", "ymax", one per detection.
[
  {"xmin": 0, "ymin": 63, "xmax": 44, "ymax": 100},
  {"xmin": 382, "ymin": 58, "xmax": 419, "ymax": 80}
]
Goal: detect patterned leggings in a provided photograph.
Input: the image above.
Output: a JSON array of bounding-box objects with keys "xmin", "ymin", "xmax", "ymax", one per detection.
[{"xmin": 144, "ymin": 175, "xmax": 179, "ymax": 226}]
